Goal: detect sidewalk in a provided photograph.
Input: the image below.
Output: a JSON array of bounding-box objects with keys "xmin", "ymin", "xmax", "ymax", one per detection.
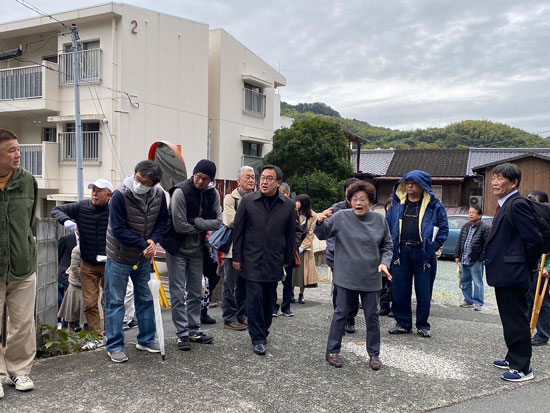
[{"xmin": 3, "ymin": 270, "xmax": 550, "ymax": 412}]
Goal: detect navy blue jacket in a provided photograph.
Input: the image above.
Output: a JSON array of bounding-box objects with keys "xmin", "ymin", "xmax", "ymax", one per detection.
[
  {"xmin": 485, "ymin": 192, "xmax": 543, "ymax": 288},
  {"xmin": 386, "ymin": 170, "xmax": 449, "ymax": 265}
]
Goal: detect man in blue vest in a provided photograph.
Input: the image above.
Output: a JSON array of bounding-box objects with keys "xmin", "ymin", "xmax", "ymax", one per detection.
[
  {"xmin": 161, "ymin": 160, "xmax": 222, "ymax": 351},
  {"xmin": 104, "ymin": 160, "xmax": 168, "ymax": 363}
]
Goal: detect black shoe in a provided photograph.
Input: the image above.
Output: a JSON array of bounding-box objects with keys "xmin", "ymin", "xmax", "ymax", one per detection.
[
  {"xmin": 201, "ymin": 314, "xmax": 217, "ymax": 324},
  {"xmin": 253, "ymin": 344, "xmax": 266, "ymax": 355},
  {"xmin": 123, "ymin": 319, "xmax": 138, "ymax": 330},
  {"xmin": 345, "ymin": 324, "xmax": 356, "ymax": 334},
  {"xmin": 189, "ymin": 332, "xmax": 214, "ymax": 344},
  {"xmin": 378, "ymin": 308, "xmax": 391, "ymax": 316},
  {"xmin": 388, "ymin": 326, "xmax": 412, "ymax": 334},
  {"xmin": 290, "ymin": 296, "xmax": 296, "ymax": 303},
  {"xmin": 532, "ymin": 338, "xmax": 548, "ymax": 346},
  {"xmin": 417, "ymin": 328, "xmax": 431, "ymax": 338},
  {"xmin": 298, "ymin": 294, "xmax": 305, "ymax": 304},
  {"xmin": 177, "ymin": 336, "xmax": 191, "ymax": 351}
]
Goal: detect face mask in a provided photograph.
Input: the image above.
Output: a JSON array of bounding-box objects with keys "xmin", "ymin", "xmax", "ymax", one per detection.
[{"xmin": 133, "ymin": 179, "xmax": 150, "ymax": 195}]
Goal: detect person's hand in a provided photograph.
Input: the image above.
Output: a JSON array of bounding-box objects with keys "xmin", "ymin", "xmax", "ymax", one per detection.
[
  {"xmin": 455, "ymin": 258, "xmax": 460, "ymax": 264},
  {"xmin": 64, "ymin": 220, "xmax": 77, "ymax": 231},
  {"xmin": 143, "ymin": 239, "xmax": 156, "ymax": 263},
  {"xmin": 317, "ymin": 207, "xmax": 333, "ymax": 224},
  {"xmin": 379, "ymin": 264, "xmax": 392, "ymax": 281},
  {"xmin": 233, "ymin": 261, "xmax": 242, "ymax": 271},
  {"xmin": 543, "ymin": 269, "xmax": 549, "ymax": 278}
]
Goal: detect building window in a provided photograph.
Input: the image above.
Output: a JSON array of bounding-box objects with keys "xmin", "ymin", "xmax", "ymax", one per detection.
[
  {"xmin": 243, "ymin": 141, "xmax": 262, "ymax": 157},
  {"xmin": 432, "ymin": 184, "xmax": 443, "ymax": 202},
  {"xmin": 59, "ymin": 40, "xmax": 101, "ymax": 85},
  {"xmin": 58, "ymin": 122, "xmax": 101, "ymax": 164},
  {"xmin": 243, "ymin": 82, "xmax": 266, "ymax": 117},
  {"xmin": 42, "ymin": 127, "xmax": 56, "ymax": 142}
]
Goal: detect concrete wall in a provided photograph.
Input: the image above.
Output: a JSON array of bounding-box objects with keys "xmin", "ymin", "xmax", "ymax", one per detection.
[{"xmin": 35, "ymin": 218, "xmax": 59, "ymax": 327}]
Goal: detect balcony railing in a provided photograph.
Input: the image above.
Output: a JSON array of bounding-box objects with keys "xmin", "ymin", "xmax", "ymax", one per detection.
[
  {"xmin": 0, "ymin": 65, "xmax": 42, "ymax": 100},
  {"xmin": 58, "ymin": 48, "xmax": 101, "ymax": 85},
  {"xmin": 58, "ymin": 131, "xmax": 101, "ymax": 164},
  {"xmin": 243, "ymin": 88, "xmax": 266, "ymax": 117},
  {"xmin": 20, "ymin": 144, "xmax": 43, "ymax": 177}
]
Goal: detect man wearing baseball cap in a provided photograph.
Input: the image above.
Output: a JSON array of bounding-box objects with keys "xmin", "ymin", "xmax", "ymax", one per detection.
[
  {"xmin": 161, "ymin": 159, "xmax": 222, "ymax": 350},
  {"xmin": 52, "ymin": 178, "xmax": 113, "ymax": 342}
]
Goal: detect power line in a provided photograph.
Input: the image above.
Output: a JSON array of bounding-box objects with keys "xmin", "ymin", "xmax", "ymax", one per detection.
[{"xmin": 15, "ymin": 0, "xmax": 70, "ymax": 31}]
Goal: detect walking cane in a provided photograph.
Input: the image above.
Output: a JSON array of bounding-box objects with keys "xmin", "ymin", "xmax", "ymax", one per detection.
[
  {"xmin": 530, "ymin": 254, "xmax": 548, "ymax": 337},
  {"xmin": 1, "ymin": 302, "xmax": 7, "ymax": 353}
]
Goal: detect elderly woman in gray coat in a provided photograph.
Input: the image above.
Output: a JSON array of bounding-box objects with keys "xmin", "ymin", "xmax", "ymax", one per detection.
[{"xmin": 315, "ymin": 181, "xmax": 393, "ymax": 370}]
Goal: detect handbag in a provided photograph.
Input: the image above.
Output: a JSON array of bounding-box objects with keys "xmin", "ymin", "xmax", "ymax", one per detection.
[
  {"xmin": 208, "ymin": 198, "xmax": 239, "ymax": 253},
  {"xmin": 208, "ymin": 225, "xmax": 233, "ymax": 253},
  {"xmin": 293, "ymin": 249, "xmax": 301, "ymax": 267}
]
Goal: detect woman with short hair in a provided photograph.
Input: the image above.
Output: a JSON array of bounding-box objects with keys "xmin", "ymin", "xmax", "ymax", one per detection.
[{"xmin": 315, "ymin": 181, "xmax": 393, "ymax": 370}]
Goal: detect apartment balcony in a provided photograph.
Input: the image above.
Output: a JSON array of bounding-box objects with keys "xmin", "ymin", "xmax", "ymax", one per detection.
[
  {"xmin": 243, "ymin": 88, "xmax": 266, "ymax": 118},
  {"xmin": 58, "ymin": 49, "xmax": 101, "ymax": 85},
  {"xmin": 19, "ymin": 142, "xmax": 59, "ymax": 189},
  {"xmin": 58, "ymin": 131, "xmax": 101, "ymax": 165},
  {"xmin": 0, "ymin": 61, "xmax": 59, "ymax": 114}
]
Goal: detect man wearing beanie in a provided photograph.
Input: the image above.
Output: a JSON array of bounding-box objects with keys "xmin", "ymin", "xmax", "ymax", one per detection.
[{"xmin": 161, "ymin": 159, "xmax": 222, "ymax": 350}]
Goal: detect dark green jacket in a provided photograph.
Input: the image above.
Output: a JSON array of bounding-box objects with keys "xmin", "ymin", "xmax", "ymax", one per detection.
[{"xmin": 0, "ymin": 167, "xmax": 38, "ymax": 282}]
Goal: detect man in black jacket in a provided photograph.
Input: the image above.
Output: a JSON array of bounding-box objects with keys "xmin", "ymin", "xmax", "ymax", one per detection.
[
  {"xmin": 455, "ymin": 205, "xmax": 489, "ymax": 311},
  {"xmin": 486, "ymin": 163, "xmax": 543, "ymax": 382},
  {"xmin": 232, "ymin": 165, "xmax": 296, "ymax": 356},
  {"xmin": 51, "ymin": 178, "xmax": 113, "ymax": 335}
]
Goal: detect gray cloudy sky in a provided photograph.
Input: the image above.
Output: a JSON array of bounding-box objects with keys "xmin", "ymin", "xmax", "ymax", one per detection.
[{"xmin": 3, "ymin": 0, "xmax": 550, "ymax": 136}]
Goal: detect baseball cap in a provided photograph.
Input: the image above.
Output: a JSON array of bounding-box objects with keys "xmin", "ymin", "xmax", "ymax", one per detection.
[{"xmin": 88, "ymin": 179, "xmax": 114, "ymax": 192}]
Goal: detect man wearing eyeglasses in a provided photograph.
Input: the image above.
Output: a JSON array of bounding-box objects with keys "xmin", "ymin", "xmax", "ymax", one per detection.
[
  {"xmin": 232, "ymin": 165, "xmax": 296, "ymax": 355},
  {"xmin": 386, "ymin": 170, "xmax": 448, "ymax": 338},
  {"xmin": 161, "ymin": 159, "xmax": 222, "ymax": 351}
]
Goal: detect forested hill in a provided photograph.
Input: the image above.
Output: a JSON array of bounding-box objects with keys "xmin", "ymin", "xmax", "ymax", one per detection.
[{"xmin": 281, "ymin": 102, "xmax": 550, "ymax": 149}]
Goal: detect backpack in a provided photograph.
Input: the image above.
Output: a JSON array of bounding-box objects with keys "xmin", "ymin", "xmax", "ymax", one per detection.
[
  {"xmin": 506, "ymin": 197, "xmax": 550, "ymax": 254},
  {"xmin": 208, "ymin": 197, "xmax": 239, "ymax": 253}
]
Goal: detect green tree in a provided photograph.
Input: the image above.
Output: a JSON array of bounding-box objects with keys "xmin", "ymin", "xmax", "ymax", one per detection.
[{"xmin": 264, "ymin": 117, "xmax": 353, "ymax": 211}]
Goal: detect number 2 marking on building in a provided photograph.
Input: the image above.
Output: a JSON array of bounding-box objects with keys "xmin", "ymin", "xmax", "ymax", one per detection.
[{"xmin": 131, "ymin": 20, "xmax": 138, "ymax": 34}]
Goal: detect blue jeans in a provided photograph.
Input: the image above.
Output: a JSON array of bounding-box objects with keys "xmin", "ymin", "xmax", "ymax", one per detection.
[
  {"xmin": 392, "ymin": 245, "xmax": 435, "ymax": 330},
  {"xmin": 460, "ymin": 261, "xmax": 484, "ymax": 307},
  {"xmin": 105, "ymin": 260, "xmax": 156, "ymax": 352}
]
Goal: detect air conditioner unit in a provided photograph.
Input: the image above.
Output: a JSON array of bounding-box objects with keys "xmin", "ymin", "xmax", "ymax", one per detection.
[{"xmin": 469, "ymin": 195, "xmax": 482, "ymax": 207}]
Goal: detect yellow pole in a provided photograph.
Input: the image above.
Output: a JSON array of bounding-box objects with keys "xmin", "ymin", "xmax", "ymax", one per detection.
[
  {"xmin": 152, "ymin": 259, "xmax": 170, "ymax": 309},
  {"xmin": 531, "ymin": 254, "xmax": 548, "ymax": 337}
]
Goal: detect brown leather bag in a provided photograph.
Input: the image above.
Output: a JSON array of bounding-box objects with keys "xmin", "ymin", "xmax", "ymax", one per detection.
[{"xmin": 293, "ymin": 250, "xmax": 301, "ymax": 267}]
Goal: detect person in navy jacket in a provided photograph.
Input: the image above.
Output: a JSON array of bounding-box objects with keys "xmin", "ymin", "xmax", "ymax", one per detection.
[
  {"xmin": 486, "ymin": 163, "xmax": 543, "ymax": 382},
  {"xmin": 385, "ymin": 170, "xmax": 448, "ymax": 338}
]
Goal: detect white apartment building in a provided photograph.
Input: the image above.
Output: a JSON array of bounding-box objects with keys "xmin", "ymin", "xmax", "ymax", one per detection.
[
  {"xmin": 0, "ymin": 3, "xmax": 285, "ymax": 216},
  {"xmin": 208, "ymin": 29, "xmax": 286, "ymax": 183}
]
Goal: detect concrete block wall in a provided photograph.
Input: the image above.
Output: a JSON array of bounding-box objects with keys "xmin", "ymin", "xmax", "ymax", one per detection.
[{"xmin": 35, "ymin": 218, "xmax": 59, "ymax": 327}]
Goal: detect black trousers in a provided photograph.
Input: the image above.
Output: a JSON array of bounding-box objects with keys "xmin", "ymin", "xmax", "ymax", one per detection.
[
  {"xmin": 495, "ymin": 286, "xmax": 532, "ymax": 373},
  {"xmin": 246, "ymin": 280, "xmax": 278, "ymax": 345},
  {"xmin": 329, "ymin": 259, "xmax": 358, "ymax": 325},
  {"xmin": 272, "ymin": 262, "xmax": 294, "ymax": 314},
  {"xmin": 327, "ymin": 285, "xmax": 380, "ymax": 357}
]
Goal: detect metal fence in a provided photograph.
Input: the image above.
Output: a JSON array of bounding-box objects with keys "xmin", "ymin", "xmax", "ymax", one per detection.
[
  {"xmin": 58, "ymin": 48, "xmax": 101, "ymax": 85},
  {"xmin": 243, "ymin": 88, "xmax": 266, "ymax": 117},
  {"xmin": 0, "ymin": 65, "xmax": 42, "ymax": 100},
  {"xmin": 20, "ymin": 144, "xmax": 43, "ymax": 176},
  {"xmin": 58, "ymin": 131, "xmax": 101, "ymax": 164}
]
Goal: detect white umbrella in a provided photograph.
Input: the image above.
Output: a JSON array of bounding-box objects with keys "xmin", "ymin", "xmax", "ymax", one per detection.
[{"xmin": 148, "ymin": 274, "xmax": 165, "ymax": 361}]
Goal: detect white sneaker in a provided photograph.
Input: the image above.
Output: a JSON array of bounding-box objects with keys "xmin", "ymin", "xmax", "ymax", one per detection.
[
  {"xmin": 5, "ymin": 375, "xmax": 34, "ymax": 391},
  {"xmin": 0, "ymin": 382, "xmax": 4, "ymax": 399}
]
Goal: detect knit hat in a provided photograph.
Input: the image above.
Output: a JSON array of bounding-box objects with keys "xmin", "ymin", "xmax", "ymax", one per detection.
[{"xmin": 193, "ymin": 159, "xmax": 216, "ymax": 181}]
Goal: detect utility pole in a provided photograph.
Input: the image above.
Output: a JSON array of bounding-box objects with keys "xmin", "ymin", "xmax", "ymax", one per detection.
[{"xmin": 71, "ymin": 24, "xmax": 84, "ymax": 201}]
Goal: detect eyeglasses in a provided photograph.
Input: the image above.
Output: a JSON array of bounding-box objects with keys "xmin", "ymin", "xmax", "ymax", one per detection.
[
  {"xmin": 194, "ymin": 174, "xmax": 211, "ymax": 183},
  {"xmin": 351, "ymin": 197, "xmax": 368, "ymax": 203},
  {"xmin": 260, "ymin": 176, "xmax": 277, "ymax": 182}
]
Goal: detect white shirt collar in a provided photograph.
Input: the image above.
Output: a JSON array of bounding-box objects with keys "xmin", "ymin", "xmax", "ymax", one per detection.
[{"xmin": 498, "ymin": 189, "xmax": 518, "ymax": 207}]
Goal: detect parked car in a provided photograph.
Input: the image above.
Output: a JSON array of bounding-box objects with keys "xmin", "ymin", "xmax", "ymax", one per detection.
[{"xmin": 440, "ymin": 214, "xmax": 493, "ymax": 258}]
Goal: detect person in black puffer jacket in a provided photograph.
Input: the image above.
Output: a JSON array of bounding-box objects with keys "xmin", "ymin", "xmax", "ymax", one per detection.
[{"xmin": 51, "ymin": 178, "xmax": 113, "ymax": 335}]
